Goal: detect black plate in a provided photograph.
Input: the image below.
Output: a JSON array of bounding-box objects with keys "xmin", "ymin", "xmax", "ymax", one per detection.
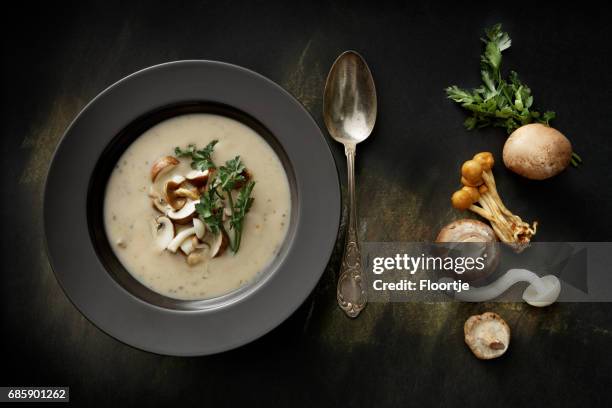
[{"xmin": 44, "ymin": 61, "xmax": 341, "ymax": 356}]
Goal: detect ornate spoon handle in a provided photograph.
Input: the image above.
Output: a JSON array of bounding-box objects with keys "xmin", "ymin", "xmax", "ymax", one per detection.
[{"xmin": 337, "ymin": 145, "xmax": 367, "ymax": 318}]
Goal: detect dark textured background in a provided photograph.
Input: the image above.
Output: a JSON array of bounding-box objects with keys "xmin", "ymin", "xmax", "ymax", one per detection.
[{"xmin": 2, "ymin": 1, "xmax": 612, "ymax": 406}]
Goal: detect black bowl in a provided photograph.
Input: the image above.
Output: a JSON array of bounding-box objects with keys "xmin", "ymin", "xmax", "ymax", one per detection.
[{"xmin": 45, "ymin": 61, "xmax": 340, "ymax": 355}]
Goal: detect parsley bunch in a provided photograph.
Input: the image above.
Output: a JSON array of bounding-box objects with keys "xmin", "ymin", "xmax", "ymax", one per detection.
[
  {"xmin": 176, "ymin": 141, "xmax": 256, "ymax": 254},
  {"xmin": 215, "ymin": 156, "xmax": 254, "ymax": 252},
  {"xmin": 445, "ymin": 24, "xmax": 580, "ymax": 166},
  {"xmin": 446, "ymin": 24, "xmax": 556, "ymax": 133}
]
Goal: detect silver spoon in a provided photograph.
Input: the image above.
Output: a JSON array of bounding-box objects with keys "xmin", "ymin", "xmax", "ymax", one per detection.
[{"xmin": 323, "ymin": 50, "xmax": 377, "ymax": 318}]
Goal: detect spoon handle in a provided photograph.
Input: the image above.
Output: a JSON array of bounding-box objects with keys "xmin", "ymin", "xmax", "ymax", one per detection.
[{"xmin": 337, "ymin": 145, "xmax": 367, "ymax": 318}]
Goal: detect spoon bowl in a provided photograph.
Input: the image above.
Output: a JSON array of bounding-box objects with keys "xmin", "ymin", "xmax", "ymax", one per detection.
[{"xmin": 324, "ymin": 51, "xmax": 377, "ymax": 145}]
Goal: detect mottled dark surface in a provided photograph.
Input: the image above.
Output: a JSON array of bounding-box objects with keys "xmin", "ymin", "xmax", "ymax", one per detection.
[{"xmin": 2, "ymin": 1, "xmax": 612, "ymax": 406}]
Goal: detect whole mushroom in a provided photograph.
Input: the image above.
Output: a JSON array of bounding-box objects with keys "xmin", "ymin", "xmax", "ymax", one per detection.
[
  {"xmin": 503, "ymin": 124, "xmax": 574, "ymax": 180},
  {"xmin": 464, "ymin": 312, "xmax": 510, "ymax": 360},
  {"xmin": 435, "ymin": 219, "xmax": 500, "ymax": 283}
]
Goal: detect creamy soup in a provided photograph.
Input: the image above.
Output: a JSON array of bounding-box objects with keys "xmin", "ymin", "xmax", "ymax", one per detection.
[{"xmin": 104, "ymin": 113, "xmax": 291, "ymax": 300}]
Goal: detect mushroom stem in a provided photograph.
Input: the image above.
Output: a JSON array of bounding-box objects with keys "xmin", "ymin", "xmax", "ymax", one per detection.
[
  {"xmin": 468, "ymin": 204, "xmax": 494, "ymax": 222},
  {"xmin": 440, "ymin": 269, "xmax": 561, "ymax": 307}
]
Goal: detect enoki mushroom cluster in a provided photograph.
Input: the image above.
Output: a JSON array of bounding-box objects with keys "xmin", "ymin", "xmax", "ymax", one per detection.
[{"xmin": 451, "ymin": 152, "xmax": 537, "ymax": 252}]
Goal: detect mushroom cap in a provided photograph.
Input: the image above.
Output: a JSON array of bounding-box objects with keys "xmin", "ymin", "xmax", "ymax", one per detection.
[
  {"xmin": 503, "ymin": 123, "xmax": 572, "ymax": 180},
  {"xmin": 150, "ymin": 156, "xmax": 179, "ymax": 182},
  {"xmin": 451, "ymin": 190, "xmax": 473, "ymax": 210},
  {"xmin": 436, "ymin": 219, "xmax": 497, "ymax": 243},
  {"xmin": 464, "ymin": 312, "xmax": 510, "ymax": 360},
  {"xmin": 461, "ymin": 186, "xmax": 480, "ymax": 202},
  {"xmin": 435, "ymin": 219, "xmax": 500, "ymax": 282},
  {"xmin": 523, "ymin": 275, "xmax": 561, "ymax": 307},
  {"xmin": 461, "ymin": 160, "xmax": 484, "ymax": 185},
  {"xmin": 461, "ymin": 176, "xmax": 483, "ymax": 187},
  {"xmin": 473, "ymin": 152, "xmax": 494, "ymax": 171}
]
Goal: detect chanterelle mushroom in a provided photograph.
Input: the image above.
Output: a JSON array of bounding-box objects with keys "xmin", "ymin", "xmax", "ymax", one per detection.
[
  {"xmin": 464, "ymin": 312, "xmax": 510, "ymax": 360},
  {"xmin": 451, "ymin": 152, "xmax": 537, "ymax": 252}
]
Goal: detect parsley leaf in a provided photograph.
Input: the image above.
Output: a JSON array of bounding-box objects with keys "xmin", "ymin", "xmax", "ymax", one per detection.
[
  {"xmin": 175, "ymin": 140, "xmax": 218, "ymax": 171},
  {"xmin": 195, "ymin": 188, "xmax": 224, "ymax": 234},
  {"xmin": 215, "ymin": 156, "xmax": 246, "ymax": 191}
]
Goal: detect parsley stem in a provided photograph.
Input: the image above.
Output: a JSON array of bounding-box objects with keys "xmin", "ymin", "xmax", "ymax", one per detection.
[
  {"xmin": 225, "ymin": 190, "xmax": 238, "ymax": 252},
  {"xmin": 571, "ymin": 152, "xmax": 582, "ymax": 168},
  {"xmin": 226, "ymin": 190, "xmax": 234, "ymax": 213}
]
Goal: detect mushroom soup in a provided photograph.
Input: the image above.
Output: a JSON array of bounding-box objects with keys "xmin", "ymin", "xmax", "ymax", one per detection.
[{"xmin": 104, "ymin": 113, "xmax": 291, "ymax": 300}]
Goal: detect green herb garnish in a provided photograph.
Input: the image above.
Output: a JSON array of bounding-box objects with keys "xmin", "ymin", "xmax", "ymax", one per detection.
[
  {"xmin": 178, "ymin": 142, "xmax": 255, "ymax": 254},
  {"xmin": 195, "ymin": 188, "xmax": 224, "ymax": 235},
  {"xmin": 215, "ymin": 156, "xmax": 253, "ymax": 252},
  {"xmin": 175, "ymin": 140, "xmax": 218, "ymax": 171},
  {"xmin": 215, "ymin": 156, "xmax": 246, "ymax": 191},
  {"xmin": 230, "ymin": 181, "xmax": 255, "ymax": 252},
  {"xmin": 445, "ymin": 23, "xmax": 581, "ymax": 166}
]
